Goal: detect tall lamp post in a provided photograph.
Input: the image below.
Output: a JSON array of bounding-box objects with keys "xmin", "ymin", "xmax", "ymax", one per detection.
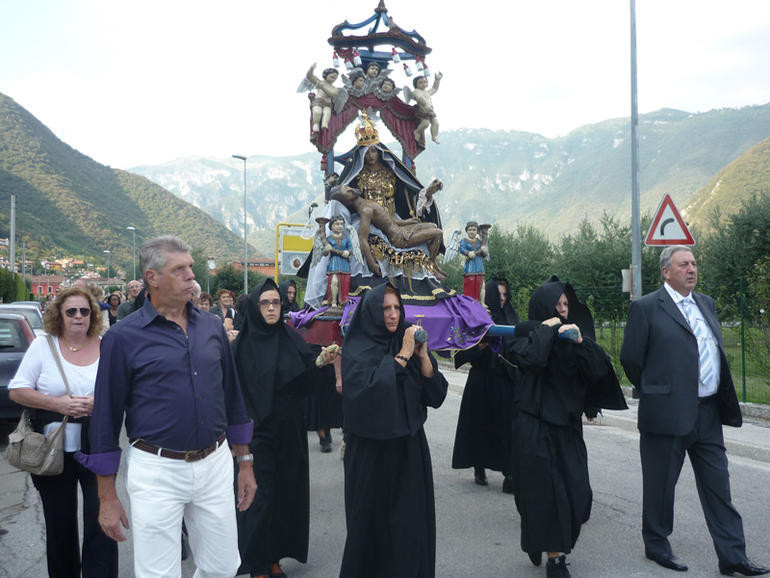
[
  {"xmin": 206, "ymin": 256, "xmax": 216, "ymax": 294},
  {"xmin": 232, "ymin": 154, "xmax": 248, "ymax": 294},
  {"xmin": 104, "ymin": 250, "xmax": 111, "ymax": 287},
  {"xmin": 126, "ymin": 226, "xmax": 136, "ymax": 281}
]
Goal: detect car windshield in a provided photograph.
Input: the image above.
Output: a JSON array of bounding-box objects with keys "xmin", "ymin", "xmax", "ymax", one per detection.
[{"xmin": 0, "ymin": 307, "xmax": 42, "ymax": 329}]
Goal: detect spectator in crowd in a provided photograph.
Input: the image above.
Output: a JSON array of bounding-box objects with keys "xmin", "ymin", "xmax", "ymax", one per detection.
[
  {"xmin": 9, "ymin": 286, "xmax": 119, "ymax": 577},
  {"xmin": 77, "ymin": 236, "xmax": 256, "ymax": 577},
  {"xmin": 117, "ymin": 280, "xmax": 143, "ymax": 320}
]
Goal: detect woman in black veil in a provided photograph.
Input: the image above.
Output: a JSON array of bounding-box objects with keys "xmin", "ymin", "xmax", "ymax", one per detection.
[
  {"xmin": 451, "ymin": 278, "xmax": 520, "ymax": 491},
  {"xmin": 278, "ymin": 280, "xmax": 300, "ymax": 315},
  {"xmin": 506, "ymin": 276, "xmax": 627, "ymax": 578},
  {"xmin": 232, "ymin": 278, "xmax": 337, "ymax": 578},
  {"xmin": 339, "ymin": 283, "xmax": 448, "ymax": 578}
]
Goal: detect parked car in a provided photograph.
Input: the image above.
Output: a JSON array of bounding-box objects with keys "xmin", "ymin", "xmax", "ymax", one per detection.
[
  {"xmin": 0, "ymin": 314, "xmax": 36, "ymax": 420},
  {"xmin": 0, "ymin": 303, "xmax": 45, "ymax": 337},
  {"xmin": 13, "ymin": 300, "xmax": 43, "ymax": 312}
]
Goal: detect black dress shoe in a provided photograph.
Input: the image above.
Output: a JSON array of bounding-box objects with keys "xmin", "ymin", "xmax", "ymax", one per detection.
[
  {"xmin": 502, "ymin": 475, "xmax": 515, "ymax": 494},
  {"xmin": 720, "ymin": 562, "xmax": 770, "ymax": 576},
  {"xmin": 528, "ymin": 551, "xmax": 542, "ymax": 566},
  {"xmin": 473, "ymin": 467, "xmax": 488, "ymax": 486},
  {"xmin": 646, "ymin": 551, "xmax": 688, "ymax": 572}
]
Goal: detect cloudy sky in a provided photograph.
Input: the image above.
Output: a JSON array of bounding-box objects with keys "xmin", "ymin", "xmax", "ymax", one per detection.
[{"xmin": 1, "ymin": 0, "xmax": 769, "ymax": 169}]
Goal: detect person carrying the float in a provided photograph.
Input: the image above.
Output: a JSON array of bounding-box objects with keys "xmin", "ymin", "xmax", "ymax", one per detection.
[
  {"xmin": 505, "ymin": 276, "xmax": 626, "ymax": 578},
  {"xmin": 339, "ymin": 282, "xmax": 448, "ymax": 578}
]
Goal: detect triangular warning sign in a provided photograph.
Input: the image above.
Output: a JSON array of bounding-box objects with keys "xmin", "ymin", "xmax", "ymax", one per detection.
[{"xmin": 645, "ymin": 193, "xmax": 695, "ymax": 246}]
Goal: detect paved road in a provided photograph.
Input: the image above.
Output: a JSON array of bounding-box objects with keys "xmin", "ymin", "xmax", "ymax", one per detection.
[{"xmin": 2, "ymin": 367, "xmax": 769, "ymax": 577}]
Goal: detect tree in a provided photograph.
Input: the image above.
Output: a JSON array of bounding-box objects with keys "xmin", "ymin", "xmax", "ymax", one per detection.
[{"xmin": 210, "ymin": 264, "xmax": 266, "ymax": 297}]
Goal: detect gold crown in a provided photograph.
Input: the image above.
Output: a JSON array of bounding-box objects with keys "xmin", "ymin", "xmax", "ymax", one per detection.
[{"xmin": 355, "ymin": 112, "xmax": 380, "ymax": 146}]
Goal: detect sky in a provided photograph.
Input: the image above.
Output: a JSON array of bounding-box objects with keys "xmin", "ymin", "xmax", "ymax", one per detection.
[{"xmin": 1, "ymin": 0, "xmax": 769, "ymax": 169}]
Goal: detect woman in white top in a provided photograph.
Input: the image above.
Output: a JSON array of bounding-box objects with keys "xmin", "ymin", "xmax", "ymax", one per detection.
[{"xmin": 9, "ymin": 286, "xmax": 118, "ymax": 578}]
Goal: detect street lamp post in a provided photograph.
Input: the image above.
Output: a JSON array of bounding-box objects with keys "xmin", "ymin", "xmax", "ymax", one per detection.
[
  {"xmin": 206, "ymin": 256, "xmax": 216, "ymax": 294},
  {"xmin": 104, "ymin": 250, "xmax": 111, "ymax": 287},
  {"xmin": 126, "ymin": 226, "xmax": 136, "ymax": 281},
  {"xmin": 232, "ymin": 154, "xmax": 248, "ymax": 294}
]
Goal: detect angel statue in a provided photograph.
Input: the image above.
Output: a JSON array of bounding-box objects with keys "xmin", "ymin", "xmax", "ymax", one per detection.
[
  {"xmin": 444, "ymin": 221, "xmax": 489, "ymax": 302},
  {"xmin": 310, "ymin": 214, "xmax": 363, "ymax": 311},
  {"xmin": 403, "ymin": 72, "xmax": 443, "ymax": 144},
  {"xmin": 298, "ymin": 63, "xmax": 348, "ymax": 133},
  {"xmin": 324, "ymin": 215, "xmax": 354, "ymax": 310}
]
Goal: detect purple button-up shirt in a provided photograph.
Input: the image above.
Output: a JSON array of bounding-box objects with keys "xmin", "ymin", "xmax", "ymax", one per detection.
[{"xmin": 77, "ymin": 298, "xmax": 252, "ymax": 475}]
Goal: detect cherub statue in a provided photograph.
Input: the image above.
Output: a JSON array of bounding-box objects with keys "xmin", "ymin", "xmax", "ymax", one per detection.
[
  {"xmin": 330, "ymin": 184, "xmax": 448, "ymax": 280},
  {"xmin": 403, "ymin": 72, "xmax": 443, "ymax": 144},
  {"xmin": 374, "ymin": 76, "xmax": 400, "ymax": 101},
  {"xmin": 362, "ymin": 61, "xmax": 391, "ymax": 93},
  {"xmin": 343, "ymin": 69, "xmax": 367, "ymax": 98},
  {"xmin": 459, "ymin": 221, "xmax": 488, "ymax": 302},
  {"xmin": 324, "ymin": 215, "xmax": 353, "ymax": 310},
  {"xmin": 298, "ymin": 63, "xmax": 348, "ymax": 133}
]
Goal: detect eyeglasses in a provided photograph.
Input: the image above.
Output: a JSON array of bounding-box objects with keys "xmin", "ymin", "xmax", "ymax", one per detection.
[
  {"xmin": 64, "ymin": 307, "xmax": 91, "ymax": 318},
  {"xmin": 258, "ymin": 299, "xmax": 281, "ymax": 310}
]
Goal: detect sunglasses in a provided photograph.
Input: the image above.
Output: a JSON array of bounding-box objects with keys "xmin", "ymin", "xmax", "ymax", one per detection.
[{"xmin": 64, "ymin": 307, "xmax": 91, "ymax": 318}]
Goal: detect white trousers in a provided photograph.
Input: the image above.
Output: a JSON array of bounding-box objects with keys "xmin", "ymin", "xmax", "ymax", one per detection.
[{"xmin": 126, "ymin": 442, "xmax": 240, "ymax": 578}]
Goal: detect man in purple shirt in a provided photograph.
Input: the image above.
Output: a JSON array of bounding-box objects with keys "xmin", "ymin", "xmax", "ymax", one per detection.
[{"xmin": 78, "ymin": 236, "xmax": 256, "ymax": 577}]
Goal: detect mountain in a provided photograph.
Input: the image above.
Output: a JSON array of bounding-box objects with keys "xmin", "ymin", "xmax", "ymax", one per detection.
[
  {"xmin": 683, "ymin": 137, "xmax": 770, "ymax": 233},
  {"xmin": 0, "ymin": 92, "xmax": 246, "ymax": 274},
  {"xmin": 131, "ymin": 104, "xmax": 770, "ymax": 246}
]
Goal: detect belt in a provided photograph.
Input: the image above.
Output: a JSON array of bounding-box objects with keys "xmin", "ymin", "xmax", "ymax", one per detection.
[
  {"xmin": 129, "ymin": 432, "xmax": 227, "ymax": 462},
  {"xmin": 698, "ymin": 394, "xmax": 718, "ymax": 405}
]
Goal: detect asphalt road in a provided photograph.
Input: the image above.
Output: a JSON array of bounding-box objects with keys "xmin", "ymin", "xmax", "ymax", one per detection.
[{"xmin": 1, "ymin": 368, "xmax": 769, "ymax": 577}]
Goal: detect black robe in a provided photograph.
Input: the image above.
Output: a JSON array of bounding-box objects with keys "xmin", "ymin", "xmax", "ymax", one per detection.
[
  {"xmin": 304, "ymin": 343, "xmax": 343, "ymax": 431},
  {"xmin": 506, "ymin": 277, "xmax": 627, "ymax": 555},
  {"xmin": 232, "ymin": 279, "xmax": 325, "ymax": 574},
  {"xmin": 339, "ymin": 283, "xmax": 448, "ymax": 578},
  {"xmin": 451, "ymin": 279, "xmax": 520, "ymax": 475}
]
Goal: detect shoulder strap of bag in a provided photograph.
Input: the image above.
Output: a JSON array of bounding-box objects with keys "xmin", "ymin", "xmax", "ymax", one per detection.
[{"xmin": 46, "ymin": 335, "xmax": 72, "ymax": 425}]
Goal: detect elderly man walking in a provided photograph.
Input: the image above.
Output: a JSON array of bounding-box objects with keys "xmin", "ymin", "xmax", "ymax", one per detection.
[
  {"xmin": 78, "ymin": 236, "xmax": 256, "ymax": 577},
  {"xmin": 117, "ymin": 278, "xmax": 143, "ymax": 320},
  {"xmin": 621, "ymin": 245, "xmax": 768, "ymax": 577}
]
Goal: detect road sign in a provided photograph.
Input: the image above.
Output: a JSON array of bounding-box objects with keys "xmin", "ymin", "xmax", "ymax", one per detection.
[{"xmin": 644, "ymin": 193, "xmax": 695, "ymax": 246}]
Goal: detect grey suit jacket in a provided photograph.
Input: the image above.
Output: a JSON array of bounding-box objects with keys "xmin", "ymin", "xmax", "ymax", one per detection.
[{"xmin": 620, "ymin": 286, "xmax": 742, "ymax": 436}]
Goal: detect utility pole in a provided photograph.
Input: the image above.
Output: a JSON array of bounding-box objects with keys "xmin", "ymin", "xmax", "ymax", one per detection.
[
  {"xmin": 9, "ymin": 195, "xmax": 16, "ymax": 273},
  {"xmin": 630, "ymin": 0, "xmax": 643, "ymax": 299}
]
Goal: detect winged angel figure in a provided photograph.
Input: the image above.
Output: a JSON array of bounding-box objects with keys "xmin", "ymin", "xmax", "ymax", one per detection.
[
  {"xmin": 298, "ymin": 63, "xmax": 349, "ymax": 133},
  {"xmin": 442, "ymin": 229, "xmax": 462, "ymax": 264}
]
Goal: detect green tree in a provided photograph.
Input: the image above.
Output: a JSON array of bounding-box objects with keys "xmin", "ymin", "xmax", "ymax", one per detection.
[{"xmin": 210, "ymin": 265, "xmax": 266, "ymax": 297}]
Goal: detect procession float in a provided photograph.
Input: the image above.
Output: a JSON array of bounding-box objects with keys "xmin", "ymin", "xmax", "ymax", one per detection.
[{"xmin": 288, "ymin": 1, "xmax": 496, "ymax": 353}]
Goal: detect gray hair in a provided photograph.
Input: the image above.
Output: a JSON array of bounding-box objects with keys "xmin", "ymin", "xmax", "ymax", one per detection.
[
  {"xmin": 139, "ymin": 236, "xmax": 191, "ymax": 280},
  {"xmin": 659, "ymin": 245, "xmax": 694, "ymax": 275}
]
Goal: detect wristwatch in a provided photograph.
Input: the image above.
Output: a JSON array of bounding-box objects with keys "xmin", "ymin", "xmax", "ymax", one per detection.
[{"xmin": 236, "ymin": 453, "xmax": 254, "ymax": 463}]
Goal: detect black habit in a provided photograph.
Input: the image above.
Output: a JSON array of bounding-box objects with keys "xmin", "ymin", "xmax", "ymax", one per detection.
[
  {"xmin": 451, "ymin": 278, "xmax": 520, "ymax": 476},
  {"xmin": 232, "ymin": 279, "xmax": 326, "ymax": 575},
  {"xmin": 506, "ymin": 277, "xmax": 626, "ymax": 556},
  {"xmin": 339, "ymin": 283, "xmax": 448, "ymax": 578}
]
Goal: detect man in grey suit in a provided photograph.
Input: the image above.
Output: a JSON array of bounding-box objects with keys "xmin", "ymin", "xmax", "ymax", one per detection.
[{"xmin": 621, "ymin": 245, "xmax": 768, "ymax": 576}]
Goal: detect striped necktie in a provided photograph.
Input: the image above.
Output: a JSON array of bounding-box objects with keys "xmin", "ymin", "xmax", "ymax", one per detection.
[{"xmin": 681, "ymin": 297, "xmax": 715, "ymax": 389}]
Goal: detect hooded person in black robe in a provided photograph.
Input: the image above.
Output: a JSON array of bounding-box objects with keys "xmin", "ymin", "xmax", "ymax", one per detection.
[
  {"xmin": 506, "ymin": 276, "xmax": 627, "ymax": 577},
  {"xmin": 339, "ymin": 283, "xmax": 448, "ymax": 578},
  {"xmin": 451, "ymin": 278, "xmax": 520, "ymax": 491},
  {"xmin": 278, "ymin": 280, "xmax": 301, "ymax": 315},
  {"xmin": 232, "ymin": 278, "xmax": 338, "ymax": 578}
]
